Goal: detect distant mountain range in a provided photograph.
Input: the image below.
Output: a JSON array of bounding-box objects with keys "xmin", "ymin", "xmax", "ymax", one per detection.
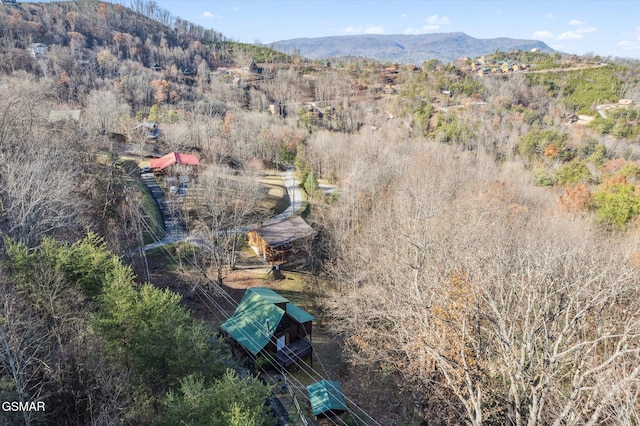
[{"xmin": 273, "ymin": 32, "xmax": 554, "ymax": 63}]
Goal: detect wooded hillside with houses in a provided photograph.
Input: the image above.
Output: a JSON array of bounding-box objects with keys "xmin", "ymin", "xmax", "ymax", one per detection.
[{"xmin": 2, "ymin": 1, "xmax": 640, "ymax": 425}]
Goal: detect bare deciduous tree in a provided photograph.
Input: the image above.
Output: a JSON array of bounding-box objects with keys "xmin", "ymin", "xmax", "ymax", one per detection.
[
  {"xmin": 0, "ymin": 281, "xmax": 54, "ymax": 425},
  {"xmin": 84, "ymin": 89, "xmax": 130, "ymax": 136},
  {"xmin": 0, "ymin": 139, "xmax": 84, "ymax": 247},
  {"xmin": 195, "ymin": 166, "xmax": 265, "ymax": 286},
  {"xmin": 321, "ymin": 140, "xmax": 640, "ymax": 425}
]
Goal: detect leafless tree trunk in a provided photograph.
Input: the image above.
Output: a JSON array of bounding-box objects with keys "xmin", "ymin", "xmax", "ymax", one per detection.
[
  {"xmin": 0, "ymin": 138, "xmax": 84, "ymax": 247},
  {"xmin": 195, "ymin": 166, "xmax": 265, "ymax": 286},
  {"xmin": 0, "ymin": 281, "xmax": 54, "ymax": 425},
  {"xmin": 321, "ymin": 139, "xmax": 640, "ymax": 424}
]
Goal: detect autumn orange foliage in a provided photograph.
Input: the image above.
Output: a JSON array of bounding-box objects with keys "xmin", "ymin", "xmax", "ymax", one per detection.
[
  {"xmin": 543, "ymin": 143, "xmax": 560, "ymax": 159},
  {"xmin": 557, "ymin": 184, "xmax": 591, "ymax": 213}
]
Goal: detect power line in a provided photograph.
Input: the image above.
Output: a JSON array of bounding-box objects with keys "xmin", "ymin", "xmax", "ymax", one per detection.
[{"xmin": 134, "ymin": 175, "xmax": 382, "ymax": 425}]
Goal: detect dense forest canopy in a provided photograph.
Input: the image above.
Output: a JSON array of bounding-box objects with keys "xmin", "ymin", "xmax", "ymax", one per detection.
[{"xmin": 1, "ymin": 1, "xmax": 640, "ymax": 425}]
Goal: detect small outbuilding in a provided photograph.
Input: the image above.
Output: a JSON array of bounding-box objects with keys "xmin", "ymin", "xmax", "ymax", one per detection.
[
  {"xmin": 248, "ymin": 216, "xmax": 314, "ymax": 263},
  {"xmin": 307, "ymin": 380, "xmax": 348, "ymax": 419},
  {"xmin": 220, "ymin": 287, "xmax": 315, "ymax": 368}
]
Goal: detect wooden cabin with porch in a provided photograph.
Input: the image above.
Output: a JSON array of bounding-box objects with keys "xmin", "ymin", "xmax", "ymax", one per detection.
[
  {"xmin": 248, "ymin": 216, "xmax": 314, "ymax": 263},
  {"xmin": 220, "ymin": 287, "xmax": 315, "ymax": 368}
]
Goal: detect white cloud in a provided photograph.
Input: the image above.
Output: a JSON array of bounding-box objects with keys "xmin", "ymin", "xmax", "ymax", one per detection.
[
  {"xmin": 425, "ymin": 14, "xmax": 450, "ymax": 26},
  {"xmin": 532, "ymin": 30, "xmax": 555, "ymax": 40},
  {"xmin": 545, "ymin": 13, "xmax": 554, "ymax": 19},
  {"xmin": 345, "ymin": 25, "xmax": 384, "ymax": 35},
  {"xmin": 618, "ymin": 40, "xmax": 632, "ymax": 46},
  {"xmin": 577, "ymin": 26, "xmax": 597, "ymax": 34},
  {"xmin": 414, "ymin": 15, "xmax": 451, "ymax": 32},
  {"xmin": 200, "ymin": 11, "xmax": 221, "ymax": 19},
  {"xmin": 557, "ymin": 31, "xmax": 583, "ymax": 40},
  {"xmin": 404, "ymin": 28, "xmax": 420, "ymax": 35},
  {"xmin": 364, "ymin": 25, "xmax": 384, "ymax": 34},
  {"xmin": 548, "ymin": 20, "xmax": 594, "ymax": 42},
  {"xmin": 400, "ymin": 13, "xmax": 407, "ymax": 18}
]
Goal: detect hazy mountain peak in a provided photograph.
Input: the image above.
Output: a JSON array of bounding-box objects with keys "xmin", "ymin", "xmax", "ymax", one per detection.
[{"xmin": 273, "ymin": 32, "xmax": 553, "ymax": 63}]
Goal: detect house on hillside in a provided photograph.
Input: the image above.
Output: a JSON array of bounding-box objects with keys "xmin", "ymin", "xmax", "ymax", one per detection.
[
  {"xmin": 132, "ymin": 121, "xmax": 160, "ymax": 139},
  {"xmin": 248, "ymin": 216, "xmax": 315, "ymax": 263},
  {"xmin": 244, "ymin": 59, "xmax": 262, "ymax": 74},
  {"xmin": 220, "ymin": 287, "xmax": 315, "ymax": 368},
  {"xmin": 149, "ymin": 151, "xmax": 200, "ymax": 175},
  {"xmin": 27, "ymin": 43, "xmax": 48, "ymax": 59}
]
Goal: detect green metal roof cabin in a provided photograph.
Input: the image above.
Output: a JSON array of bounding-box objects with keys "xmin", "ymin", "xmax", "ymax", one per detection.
[
  {"xmin": 220, "ymin": 287, "xmax": 315, "ymax": 368},
  {"xmin": 307, "ymin": 380, "xmax": 348, "ymax": 418}
]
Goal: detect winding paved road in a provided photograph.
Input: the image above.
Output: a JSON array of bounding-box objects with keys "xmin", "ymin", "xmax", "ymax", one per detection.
[
  {"xmin": 142, "ymin": 166, "xmax": 303, "ymax": 252},
  {"xmin": 263, "ymin": 166, "xmax": 303, "ymax": 225}
]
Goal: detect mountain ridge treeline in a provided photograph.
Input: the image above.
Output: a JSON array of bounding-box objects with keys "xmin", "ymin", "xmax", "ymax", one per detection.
[
  {"xmin": 273, "ymin": 32, "xmax": 554, "ymax": 63},
  {"xmin": 2, "ymin": 0, "xmax": 640, "ymax": 425}
]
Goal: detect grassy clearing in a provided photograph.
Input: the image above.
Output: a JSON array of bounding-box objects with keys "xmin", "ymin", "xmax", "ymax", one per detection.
[
  {"xmin": 178, "ymin": 173, "xmax": 290, "ymax": 227},
  {"xmin": 146, "ymin": 242, "xmax": 201, "ymax": 273},
  {"xmin": 225, "ymin": 269, "xmax": 312, "ymax": 313},
  {"xmin": 120, "ymin": 155, "xmax": 149, "ymax": 167},
  {"xmin": 181, "ymin": 183, "xmax": 204, "ymax": 219}
]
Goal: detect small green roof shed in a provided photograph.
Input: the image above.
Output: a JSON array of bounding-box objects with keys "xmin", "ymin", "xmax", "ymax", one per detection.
[{"xmin": 307, "ymin": 380, "xmax": 348, "ymax": 417}]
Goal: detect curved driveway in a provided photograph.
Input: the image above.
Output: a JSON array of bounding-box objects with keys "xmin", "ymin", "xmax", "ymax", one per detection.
[
  {"xmin": 263, "ymin": 166, "xmax": 303, "ymax": 226},
  {"xmin": 143, "ymin": 166, "xmax": 303, "ymax": 251}
]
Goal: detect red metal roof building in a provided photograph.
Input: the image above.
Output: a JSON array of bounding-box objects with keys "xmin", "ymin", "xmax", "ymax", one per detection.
[{"xmin": 149, "ymin": 152, "xmax": 200, "ymax": 170}]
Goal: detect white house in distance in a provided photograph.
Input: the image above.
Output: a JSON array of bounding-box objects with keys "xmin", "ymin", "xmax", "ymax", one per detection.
[{"xmin": 27, "ymin": 43, "xmax": 48, "ymax": 59}]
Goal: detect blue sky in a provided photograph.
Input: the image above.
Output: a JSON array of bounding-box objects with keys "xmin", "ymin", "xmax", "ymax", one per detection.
[
  {"xmin": 147, "ymin": 1, "xmax": 640, "ymax": 59},
  {"xmin": 38, "ymin": 1, "xmax": 640, "ymax": 59}
]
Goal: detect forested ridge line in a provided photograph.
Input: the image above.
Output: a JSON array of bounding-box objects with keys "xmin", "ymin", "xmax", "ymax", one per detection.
[{"xmin": 2, "ymin": 0, "xmax": 640, "ymax": 424}]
